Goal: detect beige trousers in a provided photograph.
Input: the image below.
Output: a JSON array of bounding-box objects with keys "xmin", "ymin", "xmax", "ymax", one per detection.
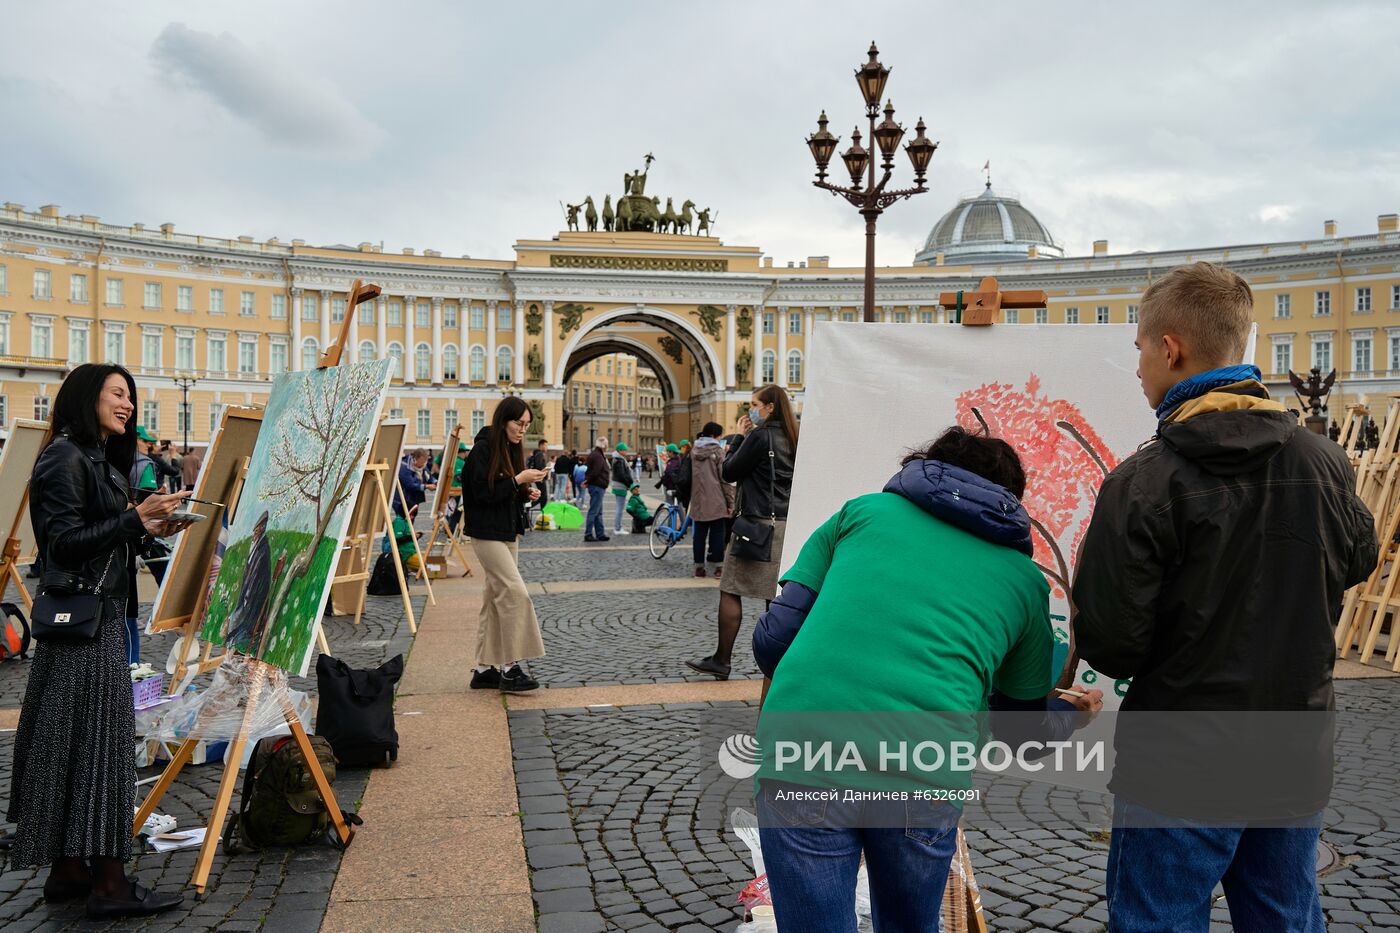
[{"xmin": 473, "ymin": 538, "xmax": 546, "ymax": 668}]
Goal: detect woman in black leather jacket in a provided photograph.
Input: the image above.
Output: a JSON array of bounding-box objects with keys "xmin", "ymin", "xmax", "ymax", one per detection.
[
  {"xmin": 687, "ymin": 384, "xmax": 798, "ymax": 680},
  {"xmin": 9, "ymin": 364, "xmax": 189, "ymax": 919}
]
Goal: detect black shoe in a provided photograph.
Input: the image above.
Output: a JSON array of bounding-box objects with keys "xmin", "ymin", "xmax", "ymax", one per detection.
[
  {"xmin": 685, "ymin": 656, "xmax": 731, "ymax": 681},
  {"xmin": 596, "ymin": 535, "xmax": 610, "ymax": 542},
  {"xmin": 499, "ymin": 665, "xmax": 540, "ymax": 692},
  {"xmin": 583, "ymin": 536, "xmax": 596, "ymax": 542},
  {"xmin": 470, "ymin": 667, "xmax": 501, "ymax": 689},
  {"xmin": 87, "ymin": 882, "xmax": 184, "ymax": 919},
  {"xmin": 43, "ymin": 873, "xmax": 91, "ymax": 902}
]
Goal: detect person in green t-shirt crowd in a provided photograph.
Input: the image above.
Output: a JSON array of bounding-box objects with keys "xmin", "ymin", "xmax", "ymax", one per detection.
[
  {"xmin": 624, "ymin": 484, "xmax": 653, "ymax": 534},
  {"xmin": 749, "ymin": 425, "xmax": 1103, "ymax": 931}
]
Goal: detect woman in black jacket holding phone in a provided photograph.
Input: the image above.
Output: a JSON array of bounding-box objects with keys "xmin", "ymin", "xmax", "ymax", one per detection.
[
  {"xmin": 687, "ymin": 384, "xmax": 798, "ymax": 679},
  {"xmin": 461, "ymin": 397, "xmax": 548, "ymax": 692},
  {"xmin": 10, "ymin": 363, "xmax": 189, "ymax": 918}
]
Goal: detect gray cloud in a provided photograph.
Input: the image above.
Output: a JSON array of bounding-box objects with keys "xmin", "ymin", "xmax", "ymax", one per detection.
[
  {"xmin": 0, "ymin": 2, "xmax": 1394, "ymax": 265},
  {"xmin": 149, "ymin": 22, "xmax": 384, "ymax": 151}
]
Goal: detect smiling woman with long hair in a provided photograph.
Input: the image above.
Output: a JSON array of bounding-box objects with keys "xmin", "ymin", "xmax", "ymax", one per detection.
[
  {"xmin": 461, "ymin": 397, "xmax": 550, "ymax": 692},
  {"xmin": 9, "ymin": 363, "xmax": 189, "ymax": 918}
]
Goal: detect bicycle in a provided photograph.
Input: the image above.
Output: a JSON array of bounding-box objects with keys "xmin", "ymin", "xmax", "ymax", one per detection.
[{"xmin": 649, "ymin": 500, "xmax": 692, "ymax": 558}]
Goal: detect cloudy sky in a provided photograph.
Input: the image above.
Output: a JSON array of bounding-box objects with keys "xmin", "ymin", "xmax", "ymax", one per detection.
[{"xmin": 3, "ymin": 1, "xmax": 1397, "ymax": 267}]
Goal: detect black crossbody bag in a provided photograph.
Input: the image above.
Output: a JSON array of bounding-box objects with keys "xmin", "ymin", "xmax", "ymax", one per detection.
[
  {"xmin": 730, "ymin": 448, "xmax": 776, "ymax": 562},
  {"xmin": 31, "ymin": 548, "xmax": 118, "ymax": 644}
]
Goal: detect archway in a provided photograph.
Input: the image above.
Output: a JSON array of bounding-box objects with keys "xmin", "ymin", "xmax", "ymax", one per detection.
[{"xmin": 555, "ymin": 305, "xmax": 723, "ymax": 394}]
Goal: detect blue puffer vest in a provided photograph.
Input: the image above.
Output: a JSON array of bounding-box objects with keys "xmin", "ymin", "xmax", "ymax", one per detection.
[{"xmin": 881, "ymin": 459, "xmax": 1033, "ymax": 556}]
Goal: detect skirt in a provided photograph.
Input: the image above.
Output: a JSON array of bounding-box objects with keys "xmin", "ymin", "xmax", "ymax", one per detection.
[
  {"xmin": 719, "ymin": 519, "xmax": 788, "ymax": 600},
  {"xmin": 473, "ymin": 538, "xmax": 546, "ymax": 667},
  {"xmin": 8, "ymin": 599, "xmax": 135, "ymax": 866}
]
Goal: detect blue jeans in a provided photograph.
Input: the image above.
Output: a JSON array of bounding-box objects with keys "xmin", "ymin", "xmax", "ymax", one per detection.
[
  {"xmin": 553, "ymin": 474, "xmax": 569, "ymax": 501},
  {"xmin": 124, "ymin": 616, "xmax": 141, "ymax": 665},
  {"xmin": 693, "ymin": 518, "xmax": 728, "ymax": 566},
  {"xmin": 757, "ymin": 780, "xmax": 958, "ymax": 933},
  {"xmin": 586, "ymin": 487, "xmax": 606, "ymax": 539},
  {"xmin": 1107, "ymin": 799, "xmax": 1325, "ymax": 932},
  {"xmin": 613, "ymin": 491, "xmax": 627, "ymax": 532}
]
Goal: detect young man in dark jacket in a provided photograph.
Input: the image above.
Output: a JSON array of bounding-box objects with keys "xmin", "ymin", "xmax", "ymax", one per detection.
[
  {"xmin": 583, "ymin": 438, "xmax": 611, "ymax": 542},
  {"xmin": 1072, "ymin": 262, "xmax": 1377, "ymax": 932}
]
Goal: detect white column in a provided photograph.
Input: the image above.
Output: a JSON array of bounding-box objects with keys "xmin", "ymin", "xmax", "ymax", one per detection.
[
  {"xmin": 777, "ymin": 305, "xmax": 789, "ymax": 388},
  {"xmin": 513, "ymin": 300, "xmax": 525, "ymax": 385},
  {"xmin": 458, "ymin": 298, "xmax": 470, "ymax": 386},
  {"xmin": 403, "ymin": 295, "xmax": 416, "ymax": 384},
  {"xmin": 290, "ymin": 288, "xmax": 303, "ymax": 371},
  {"xmin": 725, "ymin": 304, "xmax": 737, "ymax": 388},
  {"xmin": 486, "ymin": 300, "xmax": 498, "ymax": 384},
  {"xmin": 805, "ymin": 305, "xmax": 815, "ymax": 341},
  {"xmin": 375, "ymin": 296, "xmax": 387, "ymax": 358},
  {"xmin": 432, "ymin": 297, "xmax": 444, "ymax": 384},
  {"xmin": 319, "ymin": 290, "xmax": 332, "ymax": 348},
  {"xmin": 543, "ymin": 300, "xmax": 555, "ymax": 386},
  {"xmin": 882, "ymin": 303, "xmax": 895, "ymax": 324},
  {"xmin": 909, "ymin": 304, "xmax": 921, "ymax": 325},
  {"xmin": 753, "ymin": 303, "xmax": 764, "ymax": 387}
]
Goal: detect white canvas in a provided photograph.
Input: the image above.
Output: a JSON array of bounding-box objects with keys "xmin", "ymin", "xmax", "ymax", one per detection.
[{"xmin": 785, "ymin": 322, "xmax": 1157, "ymax": 702}]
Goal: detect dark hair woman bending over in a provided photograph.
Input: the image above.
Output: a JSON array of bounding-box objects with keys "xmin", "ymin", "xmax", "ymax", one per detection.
[
  {"xmin": 463, "ymin": 396, "xmax": 549, "ymax": 692},
  {"xmin": 687, "ymin": 384, "xmax": 798, "ymax": 679},
  {"xmin": 9, "ymin": 363, "xmax": 190, "ymax": 918}
]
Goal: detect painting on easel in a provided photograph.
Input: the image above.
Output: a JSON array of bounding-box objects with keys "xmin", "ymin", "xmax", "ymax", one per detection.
[
  {"xmin": 201, "ymin": 358, "xmax": 392, "ymax": 675},
  {"xmin": 786, "ymin": 321, "xmax": 1156, "ymax": 705}
]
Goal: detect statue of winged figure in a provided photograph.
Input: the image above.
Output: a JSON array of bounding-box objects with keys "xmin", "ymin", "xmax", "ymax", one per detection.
[{"xmin": 1289, "ymin": 366, "xmax": 1336, "ymax": 417}]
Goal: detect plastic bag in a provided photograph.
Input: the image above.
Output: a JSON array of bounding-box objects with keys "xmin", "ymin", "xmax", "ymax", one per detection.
[{"xmin": 143, "ymin": 652, "xmax": 299, "ymax": 745}]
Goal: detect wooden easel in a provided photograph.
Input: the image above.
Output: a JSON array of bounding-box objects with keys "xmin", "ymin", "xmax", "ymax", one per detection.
[
  {"xmin": 0, "ymin": 419, "xmax": 48, "ymax": 610},
  {"xmin": 135, "ymin": 279, "xmax": 381, "ymax": 892},
  {"xmin": 328, "ymin": 461, "xmax": 429, "ymax": 634},
  {"xmin": 416, "ymin": 424, "xmax": 474, "ymax": 579},
  {"xmin": 941, "ymin": 277, "xmax": 1047, "ymax": 933},
  {"xmin": 1336, "ymin": 397, "xmax": 1400, "ymax": 666},
  {"xmin": 0, "ymin": 497, "xmax": 33, "ymax": 611}
]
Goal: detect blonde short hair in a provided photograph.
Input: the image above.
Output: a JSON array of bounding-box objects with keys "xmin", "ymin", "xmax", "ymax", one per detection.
[{"xmin": 1138, "ymin": 262, "xmax": 1253, "ymax": 367}]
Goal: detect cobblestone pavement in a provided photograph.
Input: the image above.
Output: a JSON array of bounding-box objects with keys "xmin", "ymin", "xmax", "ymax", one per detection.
[
  {"xmin": 511, "ymin": 680, "xmax": 1400, "ymax": 933},
  {"xmin": 0, "ymin": 590, "xmax": 424, "ymax": 932},
  {"xmin": 518, "ymin": 539, "xmax": 704, "ymax": 583},
  {"xmin": 531, "ymin": 589, "xmax": 763, "ymax": 688}
]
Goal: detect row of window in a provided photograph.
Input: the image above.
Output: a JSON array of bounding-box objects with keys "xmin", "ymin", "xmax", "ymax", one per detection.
[
  {"xmin": 569, "ymin": 386, "xmax": 637, "ymax": 411},
  {"xmin": 1269, "ymin": 333, "xmax": 1398, "ymax": 376},
  {"xmin": 578, "ymin": 357, "xmax": 634, "ymax": 378},
  {"xmin": 1274, "ymin": 286, "xmax": 1400, "ymax": 319}
]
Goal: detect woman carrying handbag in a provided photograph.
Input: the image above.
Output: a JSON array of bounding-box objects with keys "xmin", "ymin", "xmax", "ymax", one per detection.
[
  {"xmin": 9, "ymin": 363, "xmax": 191, "ymax": 918},
  {"xmin": 687, "ymin": 384, "xmax": 798, "ymax": 680}
]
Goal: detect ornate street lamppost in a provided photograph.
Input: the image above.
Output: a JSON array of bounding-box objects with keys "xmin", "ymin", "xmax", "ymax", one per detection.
[
  {"xmin": 586, "ymin": 407, "xmax": 598, "ymax": 448},
  {"xmin": 807, "ymin": 42, "xmax": 939, "ymax": 322},
  {"xmin": 173, "ymin": 373, "xmax": 198, "ymax": 452}
]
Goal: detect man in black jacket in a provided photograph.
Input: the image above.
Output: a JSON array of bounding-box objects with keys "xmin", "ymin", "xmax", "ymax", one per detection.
[
  {"xmin": 1073, "ymin": 262, "xmax": 1376, "ymax": 932},
  {"xmin": 583, "ymin": 438, "xmax": 611, "ymax": 542}
]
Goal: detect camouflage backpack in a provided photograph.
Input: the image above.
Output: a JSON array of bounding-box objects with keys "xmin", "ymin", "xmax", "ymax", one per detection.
[{"xmin": 223, "ymin": 735, "xmax": 359, "ymax": 852}]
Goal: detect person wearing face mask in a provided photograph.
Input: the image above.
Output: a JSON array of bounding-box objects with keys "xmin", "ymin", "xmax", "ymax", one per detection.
[
  {"xmin": 462, "ymin": 397, "xmax": 549, "ymax": 692},
  {"xmin": 687, "ymin": 384, "xmax": 798, "ymax": 679},
  {"xmin": 10, "ymin": 363, "xmax": 191, "ymax": 918}
]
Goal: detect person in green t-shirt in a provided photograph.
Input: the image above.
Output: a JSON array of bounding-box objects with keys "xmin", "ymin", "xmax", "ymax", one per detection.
[{"xmin": 749, "ymin": 426, "xmax": 1103, "ymax": 931}]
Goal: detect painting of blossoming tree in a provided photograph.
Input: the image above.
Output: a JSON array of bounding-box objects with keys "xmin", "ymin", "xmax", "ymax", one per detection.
[
  {"xmin": 201, "ymin": 359, "xmax": 392, "ymax": 676},
  {"xmin": 786, "ymin": 322, "xmax": 1156, "ymax": 705}
]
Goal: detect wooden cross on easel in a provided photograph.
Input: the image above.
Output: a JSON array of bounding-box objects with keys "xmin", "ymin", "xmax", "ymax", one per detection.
[
  {"xmin": 939, "ymin": 276, "xmax": 1047, "ymax": 327},
  {"xmin": 135, "ymin": 279, "xmax": 381, "ymax": 894}
]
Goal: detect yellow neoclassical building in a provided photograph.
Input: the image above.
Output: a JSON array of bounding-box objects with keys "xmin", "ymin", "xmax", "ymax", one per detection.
[{"xmin": 2, "ymin": 188, "xmax": 1398, "ymax": 452}]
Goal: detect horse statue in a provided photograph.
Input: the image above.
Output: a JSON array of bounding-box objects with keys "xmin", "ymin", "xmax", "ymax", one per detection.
[
  {"xmin": 677, "ymin": 200, "xmax": 695, "ymax": 235},
  {"xmin": 660, "ymin": 198, "xmax": 678, "ymax": 235},
  {"xmin": 584, "ymin": 196, "xmax": 598, "ymax": 232},
  {"xmin": 602, "ymin": 195, "xmax": 615, "ymax": 232}
]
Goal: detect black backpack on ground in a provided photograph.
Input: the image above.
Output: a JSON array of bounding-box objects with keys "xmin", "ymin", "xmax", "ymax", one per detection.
[
  {"xmin": 366, "ymin": 552, "xmax": 401, "ymax": 595},
  {"xmin": 223, "ymin": 734, "xmax": 361, "ymax": 853},
  {"xmin": 315, "ymin": 654, "xmax": 403, "ymax": 767}
]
